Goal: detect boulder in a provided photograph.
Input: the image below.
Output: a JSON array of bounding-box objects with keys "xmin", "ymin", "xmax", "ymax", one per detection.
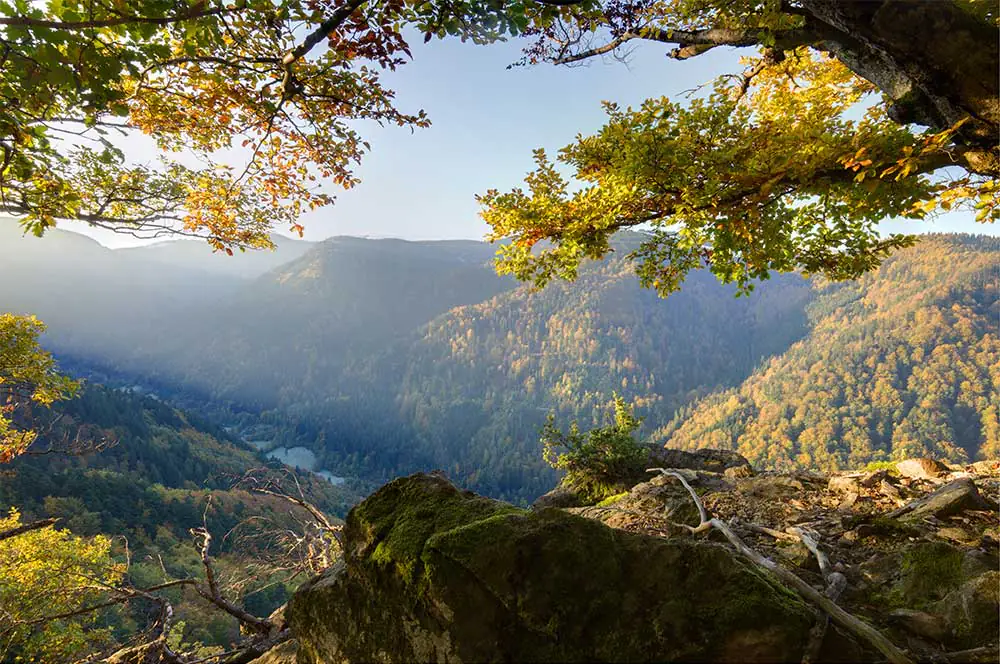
[
  {"xmin": 650, "ymin": 447, "xmax": 753, "ymax": 475},
  {"xmin": 935, "ymin": 571, "xmax": 1000, "ymax": 647},
  {"xmin": 891, "ymin": 542, "xmax": 969, "ymax": 607},
  {"xmin": 887, "ymin": 609, "xmax": 948, "ymax": 642},
  {"xmin": 531, "ymin": 485, "xmax": 584, "ymax": 509},
  {"xmin": 829, "ymin": 475, "xmax": 861, "ymax": 494},
  {"xmin": 895, "ymin": 458, "xmax": 950, "ymax": 480},
  {"xmin": 887, "ymin": 478, "xmax": 992, "ymax": 521},
  {"xmin": 287, "ymin": 473, "xmax": 813, "ymax": 664}
]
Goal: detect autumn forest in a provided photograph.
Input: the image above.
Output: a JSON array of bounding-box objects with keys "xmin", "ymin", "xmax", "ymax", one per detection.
[{"xmin": 0, "ymin": 0, "xmax": 997, "ymax": 662}]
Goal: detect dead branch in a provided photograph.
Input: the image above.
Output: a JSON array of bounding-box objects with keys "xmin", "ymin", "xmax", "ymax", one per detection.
[
  {"xmin": 788, "ymin": 526, "xmax": 846, "ymax": 664},
  {"xmin": 231, "ymin": 468, "xmax": 342, "ymax": 573},
  {"xmin": 648, "ymin": 468, "xmax": 914, "ymax": 664},
  {"xmin": 189, "ymin": 526, "xmax": 272, "ymax": 635},
  {"xmin": 744, "ymin": 522, "xmax": 799, "ymax": 542},
  {"xmin": 940, "ymin": 645, "xmax": 1000, "ymax": 663}
]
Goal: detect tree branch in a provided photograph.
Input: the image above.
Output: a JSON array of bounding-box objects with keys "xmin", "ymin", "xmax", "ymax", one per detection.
[
  {"xmin": 190, "ymin": 526, "xmax": 273, "ymax": 634},
  {"xmin": 555, "ymin": 26, "xmax": 815, "ymax": 65},
  {"xmin": 0, "ymin": 518, "xmax": 56, "ymax": 543},
  {"xmin": 0, "ymin": 4, "xmax": 244, "ymax": 30},
  {"xmin": 281, "ymin": 0, "xmax": 367, "ymax": 68}
]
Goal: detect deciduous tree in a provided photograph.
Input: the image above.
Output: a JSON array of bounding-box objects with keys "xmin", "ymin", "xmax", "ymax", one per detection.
[
  {"xmin": 481, "ymin": 0, "xmax": 998, "ymax": 294},
  {"xmin": 0, "ymin": 314, "xmax": 78, "ymax": 462}
]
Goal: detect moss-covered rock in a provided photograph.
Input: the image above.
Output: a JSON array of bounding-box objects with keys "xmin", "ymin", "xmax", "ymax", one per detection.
[
  {"xmin": 287, "ymin": 473, "xmax": 813, "ymax": 663},
  {"xmin": 935, "ymin": 571, "xmax": 1000, "ymax": 647},
  {"xmin": 894, "ymin": 542, "xmax": 968, "ymax": 608}
]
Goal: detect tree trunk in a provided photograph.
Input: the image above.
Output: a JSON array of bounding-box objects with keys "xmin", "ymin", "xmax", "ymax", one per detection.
[{"xmin": 800, "ymin": 0, "xmax": 998, "ymax": 174}]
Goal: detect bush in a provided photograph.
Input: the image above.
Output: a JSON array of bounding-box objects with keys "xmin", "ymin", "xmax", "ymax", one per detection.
[{"xmin": 541, "ymin": 396, "xmax": 648, "ymax": 502}]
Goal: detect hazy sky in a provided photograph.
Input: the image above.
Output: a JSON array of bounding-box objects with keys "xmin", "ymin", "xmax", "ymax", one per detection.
[{"xmin": 68, "ymin": 36, "xmax": 992, "ymax": 248}]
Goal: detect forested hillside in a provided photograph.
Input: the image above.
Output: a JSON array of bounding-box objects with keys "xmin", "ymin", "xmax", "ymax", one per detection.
[
  {"xmin": 656, "ymin": 236, "xmax": 1000, "ymax": 470},
  {"xmin": 129, "ymin": 237, "xmax": 513, "ymax": 406},
  {"xmin": 1, "ymin": 228, "xmax": 997, "ymax": 504},
  {"xmin": 0, "ymin": 384, "xmax": 355, "ymax": 656},
  {"xmin": 348, "ymin": 249, "xmax": 813, "ymax": 498}
]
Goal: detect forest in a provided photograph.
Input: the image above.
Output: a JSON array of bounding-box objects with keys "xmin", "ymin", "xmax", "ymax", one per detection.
[
  {"xmin": 0, "ymin": 0, "xmax": 996, "ymax": 661},
  {"xmin": 3, "ymin": 231, "xmax": 997, "ymax": 505}
]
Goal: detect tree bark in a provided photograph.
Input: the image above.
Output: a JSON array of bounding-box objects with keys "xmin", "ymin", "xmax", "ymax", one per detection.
[{"xmin": 799, "ymin": 0, "xmax": 998, "ymax": 172}]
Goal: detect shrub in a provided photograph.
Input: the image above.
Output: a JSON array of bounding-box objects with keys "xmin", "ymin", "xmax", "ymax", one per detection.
[{"xmin": 541, "ymin": 396, "xmax": 647, "ymax": 502}]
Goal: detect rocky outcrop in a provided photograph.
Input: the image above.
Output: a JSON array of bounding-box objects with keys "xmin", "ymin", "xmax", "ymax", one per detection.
[
  {"xmin": 895, "ymin": 458, "xmax": 950, "ymax": 480},
  {"xmin": 286, "ymin": 472, "xmax": 814, "ymax": 663},
  {"xmin": 648, "ymin": 447, "xmax": 753, "ymax": 475},
  {"xmin": 585, "ymin": 460, "xmax": 999, "ymax": 661},
  {"xmin": 279, "ymin": 456, "xmax": 999, "ymax": 664},
  {"xmin": 532, "ymin": 446, "xmax": 752, "ymax": 509}
]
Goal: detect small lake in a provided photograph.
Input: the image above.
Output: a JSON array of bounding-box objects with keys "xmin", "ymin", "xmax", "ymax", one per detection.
[{"xmin": 266, "ymin": 446, "xmax": 346, "ymax": 485}]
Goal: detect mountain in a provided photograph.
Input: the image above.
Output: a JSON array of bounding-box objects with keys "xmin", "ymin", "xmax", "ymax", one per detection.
[
  {"xmin": 0, "ymin": 218, "xmax": 242, "ymax": 360},
  {"xmin": 119, "ymin": 232, "xmax": 312, "ymax": 279},
  {"xmin": 332, "ymin": 249, "xmax": 814, "ymax": 499},
  {"xmin": 124, "ymin": 236, "xmax": 515, "ymax": 405},
  {"xmin": 655, "ymin": 235, "xmax": 1000, "ymax": 470},
  {"xmin": 82, "ymin": 233, "xmax": 815, "ymax": 501},
  {"xmin": 1, "ymin": 224, "xmax": 997, "ymax": 504},
  {"xmin": 0, "ymin": 383, "xmax": 358, "ymax": 654}
]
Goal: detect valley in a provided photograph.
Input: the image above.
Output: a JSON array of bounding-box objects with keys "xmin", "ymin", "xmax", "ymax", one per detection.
[{"xmin": 2, "ymin": 220, "xmax": 996, "ymax": 504}]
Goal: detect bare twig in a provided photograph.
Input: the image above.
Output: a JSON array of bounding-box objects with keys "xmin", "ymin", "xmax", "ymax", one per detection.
[
  {"xmin": 789, "ymin": 526, "xmax": 846, "ymax": 664},
  {"xmin": 940, "ymin": 645, "xmax": 1000, "ymax": 663},
  {"xmin": 189, "ymin": 526, "xmax": 272, "ymax": 635},
  {"xmin": 744, "ymin": 522, "xmax": 800, "ymax": 542}
]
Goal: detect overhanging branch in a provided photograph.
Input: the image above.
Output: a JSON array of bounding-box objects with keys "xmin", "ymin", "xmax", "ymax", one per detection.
[
  {"xmin": 555, "ymin": 26, "xmax": 816, "ymax": 65},
  {"xmin": 0, "ymin": 3, "xmax": 244, "ymax": 30}
]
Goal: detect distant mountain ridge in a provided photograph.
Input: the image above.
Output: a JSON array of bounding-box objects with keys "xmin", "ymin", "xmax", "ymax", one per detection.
[
  {"xmin": 0, "ymin": 221, "xmax": 997, "ymax": 502},
  {"xmin": 120, "ymin": 232, "xmax": 313, "ymax": 278}
]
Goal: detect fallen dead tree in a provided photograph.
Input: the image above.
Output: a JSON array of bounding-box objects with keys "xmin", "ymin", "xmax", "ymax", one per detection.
[{"xmin": 648, "ymin": 467, "xmax": 914, "ymax": 664}]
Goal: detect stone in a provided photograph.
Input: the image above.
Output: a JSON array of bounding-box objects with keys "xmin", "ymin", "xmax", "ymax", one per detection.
[
  {"xmin": 888, "ymin": 478, "xmax": 992, "ymax": 522},
  {"xmin": 531, "ymin": 485, "xmax": 584, "ymax": 509},
  {"xmin": 829, "ymin": 475, "xmax": 861, "ymax": 493},
  {"xmin": 839, "ymin": 530, "xmax": 859, "ymax": 544},
  {"xmin": 935, "ymin": 527, "xmax": 978, "ymax": 545},
  {"xmin": 934, "ymin": 571, "xmax": 1000, "ymax": 648},
  {"xmin": 249, "ymin": 641, "xmax": 299, "ymax": 664},
  {"xmin": 961, "ymin": 550, "xmax": 998, "ymax": 578},
  {"xmin": 838, "ymin": 492, "xmax": 860, "ymax": 510},
  {"xmin": 738, "ymin": 475, "xmax": 805, "ymax": 499},
  {"xmin": 896, "ymin": 458, "xmax": 950, "ymax": 480},
  {"xmin": 287, "ymin": 473, "xmax": 813, "ymax": 664},
  {"xmin": 970, "ymin": 460, "xmax": 1000, "ymax": 475},
  {"xmin": 879, "ymin": 479, "xmax": 904, "ymax": 503},
  {"xmin": 854, "ymin": 523, "xmax": 877, "ymax": 539},
  {"xmin": 724, "ymin": 464, "xmax": 754, "ymax": 479},
  {"xmin": 887, "ymin": 609, "xmax": 949, "ymax": 641},
  {"xmin": 649, "ymin": 447, "xmax": 753, "ymax": 474},
  {"xmin": 859, "ymin": 469, "xmax": 890, "ymax": 488},
  {"xmin": 892, "ymin": 542, "xmax": 969, "ymax": 607}
]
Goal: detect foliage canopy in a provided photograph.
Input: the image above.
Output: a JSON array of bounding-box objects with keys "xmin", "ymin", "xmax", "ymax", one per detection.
[
  {"xmin": 0, "ymin": 0, "xmax": 575, "ymax": 249},
  {"xmin": 0, "ymin": 508, "xmax": 122, "ymax": 662},
  {"xmin": 0, "ymin": 314, "xmax": 79, "ymax": 462},
  {"xmin": 480, "ymin": 0, "xmax": 999, "ymax": 294}
]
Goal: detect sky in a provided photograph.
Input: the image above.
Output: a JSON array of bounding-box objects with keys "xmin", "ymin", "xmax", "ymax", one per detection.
[{"xmin": 67, "ymin": 36, "xmax": 992, "ymax": 248}]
